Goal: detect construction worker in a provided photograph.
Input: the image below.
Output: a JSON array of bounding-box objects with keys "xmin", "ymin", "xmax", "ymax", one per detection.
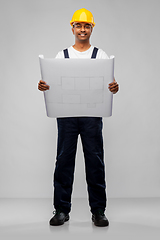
[{"xmin": 38, "ymin": 8, "xmax": 119, "ymax": 227}]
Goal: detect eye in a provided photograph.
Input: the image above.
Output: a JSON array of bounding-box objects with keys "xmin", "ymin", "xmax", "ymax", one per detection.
[
  {"xmin": 76, "ymin": 24, "xmax": 81, "ymax": 28},
  {"xmin": 85, "ymin": 25, "xmax": 91, "ymax": 29}
]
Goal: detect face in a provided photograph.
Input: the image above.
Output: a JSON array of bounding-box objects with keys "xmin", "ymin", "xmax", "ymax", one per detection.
[{"xmin": 72, "ymin": 22, "xmax": 93, "ymax": 42}]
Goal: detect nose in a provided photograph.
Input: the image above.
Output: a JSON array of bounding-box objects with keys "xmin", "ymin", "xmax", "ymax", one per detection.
[{"xmin": 81, "ymin": 25, "xmax": 85, "ymax": 31}]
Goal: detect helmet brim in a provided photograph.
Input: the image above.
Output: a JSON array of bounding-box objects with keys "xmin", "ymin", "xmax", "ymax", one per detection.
[{"xmin": 70, "ymin": 21, "xmax": 95, "ymax": 27}]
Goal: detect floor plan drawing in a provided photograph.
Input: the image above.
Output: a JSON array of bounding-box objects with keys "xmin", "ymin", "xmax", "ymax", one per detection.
[{"xmin": 48, "ymin": 76, "xmax": 104, "ymax": 107}]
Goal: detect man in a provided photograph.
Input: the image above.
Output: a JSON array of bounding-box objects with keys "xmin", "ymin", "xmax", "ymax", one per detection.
[{"xmin": 38, "ymin": 8, "xmax": 119, "ymax": 227}]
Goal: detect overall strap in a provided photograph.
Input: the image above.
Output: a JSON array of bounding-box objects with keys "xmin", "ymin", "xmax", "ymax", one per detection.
[
  {"xmin": 63, "ymin": 47, "xmax": 98, "ymax": 59},
  {"xmin": 63, "ymin": 48, "xmax": 69, "ymax": 58},
  {"xmin": 91, "ymin": 47, "xmax": 98, "ymax": 59}
]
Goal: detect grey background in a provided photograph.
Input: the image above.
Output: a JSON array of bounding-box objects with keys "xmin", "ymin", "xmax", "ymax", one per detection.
[{"xmin": 0, "ymin": 0, "xmax": 160, "ymax": 199}]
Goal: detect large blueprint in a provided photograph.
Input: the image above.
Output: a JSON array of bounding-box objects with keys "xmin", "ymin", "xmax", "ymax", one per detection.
[{"xmin": 39, "ymin": 56, "xmax": 114, "ymax": 118}]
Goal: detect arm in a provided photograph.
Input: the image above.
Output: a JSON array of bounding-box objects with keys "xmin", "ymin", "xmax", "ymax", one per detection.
[{"xmin": 108, "ymin": 78, "xmax": 119, "ymax": 94}]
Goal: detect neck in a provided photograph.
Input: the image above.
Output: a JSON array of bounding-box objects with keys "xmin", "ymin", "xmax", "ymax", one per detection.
[{"xmin": 72, "ymin": 41, "xmax": 91, "ymax": 52}]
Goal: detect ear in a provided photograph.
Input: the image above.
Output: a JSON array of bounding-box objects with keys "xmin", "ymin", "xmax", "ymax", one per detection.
[{"xmin": 72, "ymin": 27, "xmax": 74, "ymax": 35}]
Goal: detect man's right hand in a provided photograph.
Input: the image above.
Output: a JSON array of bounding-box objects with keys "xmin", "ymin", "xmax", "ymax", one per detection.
[{"xmin": 38, "ymin": 80, "xmax": 50, "ymax": 91}]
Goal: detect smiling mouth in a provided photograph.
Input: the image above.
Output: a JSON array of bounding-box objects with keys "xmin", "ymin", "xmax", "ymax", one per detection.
[{"xmin": 78, "ymin": 34, "xmax": 87, "ymax": 37}]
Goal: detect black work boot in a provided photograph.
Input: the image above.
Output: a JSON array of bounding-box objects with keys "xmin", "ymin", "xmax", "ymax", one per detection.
[
  {"xmin": 92, "ymin": 209, "xmax": 109, "ymax": 227},
  {"xmin": 49, "ymin": 209, "xmax": 69, "ymax": 226}
]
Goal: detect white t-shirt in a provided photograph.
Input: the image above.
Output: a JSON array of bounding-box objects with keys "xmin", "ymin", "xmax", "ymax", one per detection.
[{"xmin": 55, "ymin": 45, "xmax": 109, "ymax": 59}]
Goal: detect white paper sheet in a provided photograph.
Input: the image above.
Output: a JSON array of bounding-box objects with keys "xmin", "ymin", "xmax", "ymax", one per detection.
[{"xmin": 39, "ymin": 56, "xmax": 114, "ymax": 118}]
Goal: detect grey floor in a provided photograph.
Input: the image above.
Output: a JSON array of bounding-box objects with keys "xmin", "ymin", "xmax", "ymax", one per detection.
[{"xmin": 0, "ymin": 198, "xmax": 160, "ymax": 240}]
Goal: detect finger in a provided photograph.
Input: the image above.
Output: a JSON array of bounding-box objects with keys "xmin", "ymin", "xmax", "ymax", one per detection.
[
  {"xmin": 40, "ymin": 82, "xmax": 47, "ymax": 86},
  {"xmin": 39, "ymin": 82, "xmax": 49, "ymax": 88},
  {"xmin": 40, "ymin": 83, "xmax": 50, "ymax": 89},
  {"xmin": 39, "ymin": 86, "xmax": 49, "ymax": 90},
  {"xmin": 108, "ymin": 83, "xmax": 115, "ymax": 87},
  {"xmin": 109, "ymin": 79, "xmax": 118, "ymax": 85},
  {"xmin": 109, "ymin": 89, "xmax": 118, "ymax": 94},
  {"xmin": 43, "ymin": 84, "xmax": 49, "ymax": 89},
  {"xmin": 108, "ymin": 84, "xmax": 118, "ymax": 89},
  {"xmin": 109, "ymin": 83, "xmax": 118, "ymax": 88},
  {"xmin": 108, "ymin": 84, "xmax": 118, "ymax": 90},
  {"xmin": 110, "ymin": 89, "xmax": 118, "ymax": 94},
  {"xmin": 38, "ymin": 84, "xmax": 46, "ymax": 89},
  {"xmin": 108, "ymin": 84, "xmax": 119, "ymax": 91},
  {"xmin": 113, "ymin": 89, "xmax": 118, "ymax": 94},
  {"xmin": 38, "ymin": 88, "xmax": 47, "ymax": 91},
  {"xmin": 39, "ymin": 80, "xmax": 46, "ymax": 84},
  {"xmin": 38, "ymin": 85, "xmax": 49, "ymax": 91},
  {"xmin": 38, "ymin": 86, "xmax": 45, "ymax": 91}
]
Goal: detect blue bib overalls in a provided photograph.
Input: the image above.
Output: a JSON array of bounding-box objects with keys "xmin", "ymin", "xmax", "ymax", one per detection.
[{"xmin": 53, "ymin": 48, "xmax": 107, "ymax": 214}]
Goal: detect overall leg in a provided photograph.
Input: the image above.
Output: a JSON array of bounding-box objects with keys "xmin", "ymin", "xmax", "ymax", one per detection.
[
  {"xmin": 54, "ymin": 117, "xmax": 79, "ymax": 214},
  {"xmin": 79, "ymin": 117, "xmax": 106, "ymax": 214}
]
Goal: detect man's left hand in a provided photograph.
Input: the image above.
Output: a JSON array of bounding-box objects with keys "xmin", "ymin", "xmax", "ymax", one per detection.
[{"xmin": 108, "ymin": 79, "xmax": 119, "ymax": 94}]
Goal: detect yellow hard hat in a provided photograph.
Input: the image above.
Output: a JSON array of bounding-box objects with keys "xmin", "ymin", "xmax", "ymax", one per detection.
[{"xmin": 70, "ymin": 8, "xmax": 95, "ymax": 27}]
